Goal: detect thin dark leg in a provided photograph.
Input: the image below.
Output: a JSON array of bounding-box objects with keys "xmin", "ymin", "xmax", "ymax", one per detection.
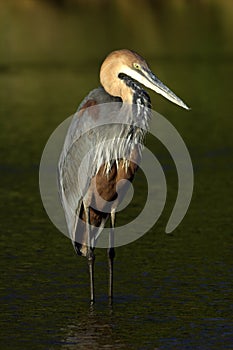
[
  {"xmin": 85, "ymin": 205, "xmax": 95, "ymax": 304},
  {"xmin": 88, "ymin": 250, "xmax": 95, "ymax": 304},
  {"xmin": 108, "ymin": 210, "xmax": 115, "ymax": 301},
  {"xmin": 108, "ymin": 247, "xmax": 115, "ymax": 300}
]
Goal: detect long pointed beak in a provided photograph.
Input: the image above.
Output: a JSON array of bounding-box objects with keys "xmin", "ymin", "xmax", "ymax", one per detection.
[{"xmin": 143, "ymin": 69, "xmax": 190, "ymax": 110}]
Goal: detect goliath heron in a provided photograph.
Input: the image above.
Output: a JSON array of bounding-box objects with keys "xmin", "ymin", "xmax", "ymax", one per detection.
[{"xmin": 58, "ymin": 49, "xmax": 189, "ymax": 303}]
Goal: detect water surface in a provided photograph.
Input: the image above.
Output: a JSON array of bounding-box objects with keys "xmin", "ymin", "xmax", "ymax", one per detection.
[{"xmin": 0, "ymin": 1, "xmax": 232, "ymax": 349}]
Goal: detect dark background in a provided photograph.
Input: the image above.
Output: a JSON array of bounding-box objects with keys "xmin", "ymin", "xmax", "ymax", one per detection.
[{"xmin": 0, "ymin": 1, "xmax": 232, "ymax": 349}]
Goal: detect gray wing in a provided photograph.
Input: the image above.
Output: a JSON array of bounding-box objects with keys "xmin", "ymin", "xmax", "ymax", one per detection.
[{"xmin": 57, "ymin": 87, "xmax": 122, "ymax": 242}]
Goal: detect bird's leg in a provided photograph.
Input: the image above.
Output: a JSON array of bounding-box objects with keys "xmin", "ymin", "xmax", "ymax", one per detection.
[
  {"xmin": 84, "ymin": 204, "xmax": 95, "ymax": 304},
  {"xmin": 108, "ymin": 209, "xmax": 115, "ymax": 302},
  {"xmin": 89, "ymin": 257, "xmax": 95, "ymax": 305}
]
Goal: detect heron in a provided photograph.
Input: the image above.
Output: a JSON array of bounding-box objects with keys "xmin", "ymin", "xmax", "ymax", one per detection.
[{"xmin": 58, "ymin": 49, "xmax": 189, "ymax": 304}]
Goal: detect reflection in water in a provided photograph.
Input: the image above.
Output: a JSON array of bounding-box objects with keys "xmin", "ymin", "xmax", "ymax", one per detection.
[{"xmin": 61, "ymin": 306, "xmax": 124, "ymax": 349}]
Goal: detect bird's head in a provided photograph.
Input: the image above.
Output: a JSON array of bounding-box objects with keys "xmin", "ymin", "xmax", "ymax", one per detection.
[{"xmin": 100, "ymin": 49, "xmax": 190, "ymax": 109}]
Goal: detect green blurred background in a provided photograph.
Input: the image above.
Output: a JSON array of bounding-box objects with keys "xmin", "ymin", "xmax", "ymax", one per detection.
[{"xmin": 0, "ymin": 0, "xmax": 232, "ymax": 349}]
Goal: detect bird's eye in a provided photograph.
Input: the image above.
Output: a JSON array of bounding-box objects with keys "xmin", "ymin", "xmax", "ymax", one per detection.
[{"xmin": 133, "ymin": 63, "xmax": 141, "ymax": 70}]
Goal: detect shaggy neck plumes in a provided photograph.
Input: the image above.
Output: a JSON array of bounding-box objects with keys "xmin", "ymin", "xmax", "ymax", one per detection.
[
  {"xmin": 118, "ymin": 73, "xmax": 151, "ymax": 109},
  {"xmin": 118, "ymin": 72, "xmax": 151, "ymax": 143}
]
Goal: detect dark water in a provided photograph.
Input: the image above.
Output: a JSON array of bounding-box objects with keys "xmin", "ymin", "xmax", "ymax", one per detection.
[{"xmin": 0, "ymin": 1, "xmax": 233, "ymax": 349}]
